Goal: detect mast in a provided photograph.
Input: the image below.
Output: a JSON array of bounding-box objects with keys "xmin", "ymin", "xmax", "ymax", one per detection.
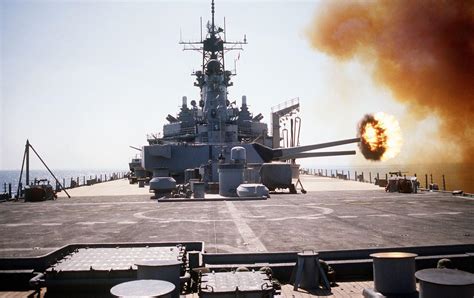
[
  {"xmin": 179, "ymin": 0, "xmax": 247, "ymax": 143},
  {"xmin": 211, "ymin": 0, "xmax": 215, "ymax": 34}
]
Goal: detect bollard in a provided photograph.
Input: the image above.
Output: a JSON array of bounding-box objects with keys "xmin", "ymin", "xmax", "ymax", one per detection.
[
  {"xmin": 442, "ymin": 175, "xmax": 446, "ymax": 191},
  {"xmin": 369, "ymin": 252, "xmax": 417, "ymax": 296},
  {"xmin": 292, "ymin": 251, "xmax": 328, "ymax": 291},
  {"xmin": 415, "ymin": 268, "xmax": 474, "ymax": 298},
  {"xmin": 355, "ymin": 171, "xmax": 357, "ymax": 181},
  {"xmin": 8, "ymin": 183, "xmax": 12, "ymax": 199},
  {"xmin": 430, "ymin": 173, "xmax": 433, "ymax": 184},
  {"xmin": 369, "ymin": 172, "xmax": 372, "ymax": 184},
  {"xmin": 136, "ymin": 260, "xmax": 182, "ymax": 298}
]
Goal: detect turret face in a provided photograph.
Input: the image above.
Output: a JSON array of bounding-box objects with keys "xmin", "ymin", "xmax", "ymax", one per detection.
[{"xmin": 147, "ymin": 0, "xmax": 272, "ymax": 146}]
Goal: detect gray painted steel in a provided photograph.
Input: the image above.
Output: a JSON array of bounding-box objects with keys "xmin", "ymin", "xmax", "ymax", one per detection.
[
  {"xmin": 193, "ymin": 182, "xmax": 206, "ymax": 198},
  {"xmin": 292, "ymin": 251, "xmax": 320, "ymax": 291},
  {"xmin": 47, "ymin": 246, "xmax": 184, "ymax": 272},
  {"xmin": 200, "ymin": 271, "xmax": 273, "ymax": 297},
  {"xmin": 110, "ymin": 279, "xmax": 175, "ymax": 298},
  {"xmin": 218, "ymin": 163, "xmax": 244, "ymax": 197},
  {"xmin": 149, "ymin": 177, "xmax": 176, "ymax": 194},
  {"xmin": 370, "ymin": 252, "xmax": 417, "ymax": 295},
  {"xmin": 236, "ymin": 184, "xmax": 269, "ymax": 198},
  {"xmin": 230, "ymin": 146, "xmax": 246, "ymax": 163},
  {"xmin": 136, "ymin": 260, "xmax": 182, "ymax": 298},
  {"xmin": 416, "ymin": 268, "xmax": 474, "ymax": 298},
  {"xmin": 139, "ymin": 2, "xmax": 359, "ymax": 187},
  {"xmin": 260, "ymin": 163, "xmax": 292, "ymax": 190}
]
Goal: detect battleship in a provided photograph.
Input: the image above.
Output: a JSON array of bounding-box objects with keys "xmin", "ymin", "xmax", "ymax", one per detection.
[
  {"xmin": 1, "ymin": 1, "xmax": 473, "ymax": 297},
  {"xmin": 129, "ymin": 1, "xmax": 360, "ymax": 198}
]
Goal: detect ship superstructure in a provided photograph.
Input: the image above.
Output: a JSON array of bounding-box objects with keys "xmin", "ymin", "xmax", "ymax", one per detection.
[
  {"xmin": 150, "ymin": 1, "xmax": 270, "ymax": 146},
  {"xmin": 140, "ymin": 1, "xmax": 359, "ymax": 186}
]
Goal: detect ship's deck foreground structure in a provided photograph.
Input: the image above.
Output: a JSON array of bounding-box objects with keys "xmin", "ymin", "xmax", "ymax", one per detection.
[
  {"xmin": 1, "ymin": 175, "xmax": 473, "ymax": 297},
  {"xmin": 1, "ymin": 175, "xmax": 472, "ymax": 258}
]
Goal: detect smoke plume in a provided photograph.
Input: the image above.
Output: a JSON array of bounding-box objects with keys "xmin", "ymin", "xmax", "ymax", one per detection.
[{"xmin": 307, "ymin": 0, "xmax": 474, "ymax": 163}]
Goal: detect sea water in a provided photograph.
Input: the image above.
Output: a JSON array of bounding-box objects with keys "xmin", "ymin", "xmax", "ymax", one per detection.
[
  {"xmin": 0, "ymin": 169, "xmax": 126, "ymax": 193},
  {"xmin": 307, "ymin": 163, "xmax": 474, "ymax": 193}
]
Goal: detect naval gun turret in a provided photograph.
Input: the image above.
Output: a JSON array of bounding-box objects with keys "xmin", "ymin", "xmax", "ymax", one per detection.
[{"xmin": 141, "ymin": 1, "xmax": 360, "ymax": 196}]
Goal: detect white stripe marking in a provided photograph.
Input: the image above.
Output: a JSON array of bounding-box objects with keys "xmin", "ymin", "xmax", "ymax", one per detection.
[
  {"xmin": 41, "ymin": 223, "xmax": 63, "ymax": 226},
  {"xmin": 434, "ymin": 212, "xmax": 461, "ymax": 215},
  {"xmin": 3, "ymin": 223, "xmax": 32, "ymax": 227},
  {"xmin": 76, "ymin": 221, "xmax": 107, "ymax": 225},
  {"xmin": 225, "ymin": 201, "xmax": 267, "ymax": 252},
  {"xmin": 338, "ymin": 215, "xmax": 358, "ymax": 219}
]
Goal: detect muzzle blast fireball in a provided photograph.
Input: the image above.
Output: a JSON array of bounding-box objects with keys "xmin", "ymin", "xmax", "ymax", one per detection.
[{"xmin": 358, "ymin": 112, "xmax": 402, "ymax": 161}]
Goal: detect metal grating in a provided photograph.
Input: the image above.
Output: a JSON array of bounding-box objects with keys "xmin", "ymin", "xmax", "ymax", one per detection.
[
  {"xmin": 200, "ymin": 271, "xmax": 273, "ymax": 294},
  {"xmin": 47, "ymin": 246, "xmax": 184, "ymax": 272}
]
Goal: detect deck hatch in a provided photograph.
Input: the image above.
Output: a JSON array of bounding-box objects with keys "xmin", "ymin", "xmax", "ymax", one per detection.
[
  {"xmin": 47, "ymin": 246, "xmax": 184, "ymax": 272},
  {"xmin": 200, "ymin": 271, "xmax": 273, "ymax": 295}
]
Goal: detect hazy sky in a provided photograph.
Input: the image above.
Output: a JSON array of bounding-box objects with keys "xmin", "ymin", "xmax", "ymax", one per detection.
[{"xmin": 0, "ymin": 0, "xmax": 443, "ymax": 170}]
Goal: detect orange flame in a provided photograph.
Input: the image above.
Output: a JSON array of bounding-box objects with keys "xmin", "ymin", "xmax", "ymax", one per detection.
[{"xmin": 358, "ymin": 112, "xmax": 402, "ymax": 161}]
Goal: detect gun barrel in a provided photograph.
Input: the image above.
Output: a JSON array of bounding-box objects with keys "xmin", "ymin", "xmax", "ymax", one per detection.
[
  {"xmin": 275, "ymin": 150, "xmax": 356, "ymax": 160},
  {"xmin": 166, "ymin": 114, "xmax": 179, "ymax": 123},
  {"xmin": 273, "ymin": 137, "xmax": 360, "ymax": 159}
]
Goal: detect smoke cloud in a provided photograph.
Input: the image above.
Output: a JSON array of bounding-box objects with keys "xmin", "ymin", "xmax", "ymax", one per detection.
[{"xmin": 307, "ymin": 0, "xmax": 474, "ymax": 163}]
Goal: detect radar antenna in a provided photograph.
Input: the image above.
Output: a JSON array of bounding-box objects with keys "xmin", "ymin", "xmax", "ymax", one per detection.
[
  {"xmin": 179, "ymin": 0, "xmax": 247, "ymax": 79},
  {"xmin": 211, "ymin": 0, "xmax": 215, "ymax": 33}
]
